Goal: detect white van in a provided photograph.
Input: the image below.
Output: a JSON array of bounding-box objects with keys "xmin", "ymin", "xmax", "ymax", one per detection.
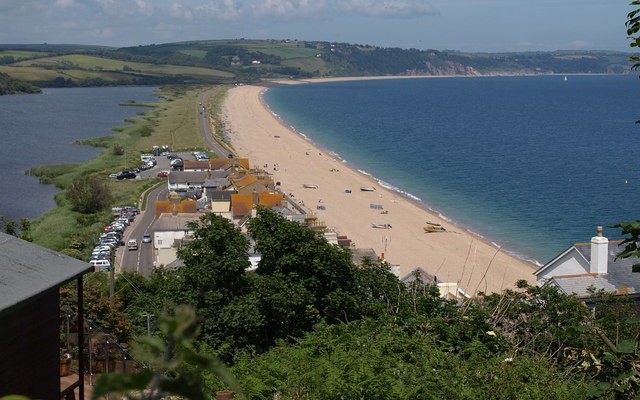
[
  {"xmin": 127, "ymin": 239, "xmax": 138, "ymax": 251},
  {"xmin": 90, "ymin": 259, "xmax": 111, "ymax": 272}
]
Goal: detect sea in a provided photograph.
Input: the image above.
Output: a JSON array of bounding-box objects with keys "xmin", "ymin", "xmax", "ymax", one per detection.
[
  {"xmin": 0, "ymin": 86, "xmax": 157, "ymax": 223},
  {"xmin": 263, "ymin": 75, "xmax": 640, "ymax": 264}
]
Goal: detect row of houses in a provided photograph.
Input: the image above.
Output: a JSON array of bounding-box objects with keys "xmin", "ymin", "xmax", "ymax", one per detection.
[{"xmin": 148, "ymin": 157, "xmax": 365, "ymax": 272}]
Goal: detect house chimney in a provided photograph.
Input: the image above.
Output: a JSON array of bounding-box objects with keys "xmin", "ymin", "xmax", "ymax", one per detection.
[{"xmin": 590, "ymin": 226, "xmax": 608, "ymax": 274}]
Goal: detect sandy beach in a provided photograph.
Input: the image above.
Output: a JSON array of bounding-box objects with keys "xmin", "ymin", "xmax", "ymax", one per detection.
[{"xmin": 222, "ymin": 81, "xmax": 536, "ymax": 295}]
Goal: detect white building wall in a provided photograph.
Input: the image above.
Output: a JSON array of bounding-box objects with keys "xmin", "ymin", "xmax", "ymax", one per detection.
[
  {"xmin": 537, "ymin": 249, "xmax": 589, "ymax": 282},
  {"xmin": 157, "ymin": 247, "xmax": 178, "ymax": 268},
  {"xmin": 154, "ymin": 230, "xmax": 191, "ymax": 267}
]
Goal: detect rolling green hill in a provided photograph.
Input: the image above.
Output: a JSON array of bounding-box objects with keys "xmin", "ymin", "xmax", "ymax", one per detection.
[{"xmin": 0, "ymin": 40, "xmax": 634, "ymax": 91}]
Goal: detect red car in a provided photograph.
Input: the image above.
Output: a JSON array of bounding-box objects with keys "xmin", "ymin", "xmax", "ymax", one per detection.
[{"xmin": 157, "ymin": 170, "xmax": 170, "ymax": 177}]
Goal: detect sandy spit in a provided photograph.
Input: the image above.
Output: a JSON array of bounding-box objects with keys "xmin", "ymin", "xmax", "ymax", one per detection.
[{"xmin": 222, "ymin": 81, "xmax": 537, "ymax": 295}]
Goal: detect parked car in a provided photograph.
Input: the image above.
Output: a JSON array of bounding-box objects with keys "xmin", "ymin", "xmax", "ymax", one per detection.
[
  {"xmin": 90, "ymin": 259, "xmax": 111, "ymax": 272},
  {"xmin": 100, "ymin": 239, "xmax": 119, "ymax": 248},
  {"xmin": 116, "ymin": 170, "xmax": 137, "ymax": 180},
  {"xmin": 116, "ymin": 217, "xmax": 129, "ymax": 226},
  {"xmin": 123, "ymin": 206, "xmax": 140, "ymax": 215},
  {"xmin": 110, "ymin": 222, "xmax": 125, "ymax": 231}
]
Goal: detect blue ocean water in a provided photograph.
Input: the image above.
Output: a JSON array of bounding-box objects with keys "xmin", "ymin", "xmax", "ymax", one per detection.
[
  {"xmin": 263, "ymin": 75, "xmax": 640, "ymax": 264},
  {"xmin": 0, "ymin": 86, "xmax": 157, "ymax": 222}
]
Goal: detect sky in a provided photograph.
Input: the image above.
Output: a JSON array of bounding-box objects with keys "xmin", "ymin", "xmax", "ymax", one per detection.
[{"xmin": 0, "ymin": 0, "xmax": 635, "ymax": 52}]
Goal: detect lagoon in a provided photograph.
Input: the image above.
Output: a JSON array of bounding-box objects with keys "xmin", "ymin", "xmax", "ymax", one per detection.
[{"xmin": 0, "ymin": 86, "xmax": 157, "ymax": 222}]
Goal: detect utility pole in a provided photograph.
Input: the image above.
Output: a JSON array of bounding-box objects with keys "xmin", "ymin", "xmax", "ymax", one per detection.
[
  {"xmin": 109, "ymin": 247, "xmax": 115, "ymax": 307},
  {"xmin": 142, "ymin": 313, "xmax": 154, "ymax": 336}
]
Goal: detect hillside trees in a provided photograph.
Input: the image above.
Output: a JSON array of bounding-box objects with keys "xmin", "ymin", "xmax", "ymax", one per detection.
[
  {"xmin": 0, "ymin": 72, "xmax": 41, "ymax": 95},
  {"xmin": 119, "ymin": 208, "xmax": 402, "ymax": 360}
]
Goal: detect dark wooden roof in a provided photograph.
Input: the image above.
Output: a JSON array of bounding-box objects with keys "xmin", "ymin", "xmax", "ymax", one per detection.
[{"xmin": 0, "ymin": 232, "xmax": 93, "ymax": 316}]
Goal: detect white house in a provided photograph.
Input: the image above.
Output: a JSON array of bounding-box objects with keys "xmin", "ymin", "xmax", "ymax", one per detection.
[
  {"xmin": 534, "ymin": 226, "xmax": 640, "ymax": 302},
  {"xmin": 151, "ymin": 213, "xmax": 200, "ymax": 268}
]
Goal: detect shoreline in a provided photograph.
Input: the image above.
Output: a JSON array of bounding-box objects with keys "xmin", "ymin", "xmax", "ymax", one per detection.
[
  {"xmin": 258, "ymin": 90, "xmax": 543, "ymax": 268},
  {"xmin": 222, "ymin": 79, "xmax": 538, "ymax": 295}
]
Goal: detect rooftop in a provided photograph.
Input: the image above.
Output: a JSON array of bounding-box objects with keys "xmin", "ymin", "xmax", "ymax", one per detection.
[
  {"xmin": 549, "ymin": 242, "xmax": 640, "ymax": 298},
  {"xmin": 0, "ymin": 232, "xmax": 92, "ymax": 316}
]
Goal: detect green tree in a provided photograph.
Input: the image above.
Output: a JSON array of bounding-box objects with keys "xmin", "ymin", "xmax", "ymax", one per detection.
[
  {"xmin": 66, "ymin": 173, "xmax": 112, "ymax": 214},
  {"xmin": 248, "ymin": 207, "xmax": 361, "ymax": 324},
  {"xmin": 177, "ymin": 212, "xmax": 251, "ymax": 304}
]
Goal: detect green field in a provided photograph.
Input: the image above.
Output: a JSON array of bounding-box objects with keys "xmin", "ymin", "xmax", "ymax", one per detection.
[
  {"xmin": 0, "ymin": 50, "xmax": 49, "ymax": 59},
  {"xmin": 16, "ymin": 54, "xmax": 233, "ymax": 78}
]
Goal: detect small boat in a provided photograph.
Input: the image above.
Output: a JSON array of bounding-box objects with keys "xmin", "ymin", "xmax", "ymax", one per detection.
[
  {"xmin": 564, "ymin": 75, "xmax": 568, "ymax": 81},
  {"xmin": 303, "ymin": 184, "xmax": 318, "ymax": 189},
  {"xmin": 424, "ymin": 224, "xmax": 446, "ymax": 233},
  {"xmin": 372, "ymin": 223, "xmax": 392, "ymax": 229},
  {"xmin": 360, "ymin": 186, "xmax": 376, "ymax": 192}
]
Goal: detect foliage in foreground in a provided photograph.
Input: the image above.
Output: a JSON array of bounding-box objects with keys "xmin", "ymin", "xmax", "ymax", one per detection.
[
  {"xmin": 231, "ymin": 318, "xmax": 589, "ymax": 400},
  {"xmin": 105, "ymin": 208, "xmax": 640, "ymax": 399},
  {"xmin": 93, "ymin": 305, "xmax": 239, "ymax": 400}
]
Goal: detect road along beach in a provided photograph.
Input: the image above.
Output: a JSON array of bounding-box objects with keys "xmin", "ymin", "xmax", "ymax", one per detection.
[{"xmin": 222, "ymin": 82, "xmax": 536, "ymax": 295}]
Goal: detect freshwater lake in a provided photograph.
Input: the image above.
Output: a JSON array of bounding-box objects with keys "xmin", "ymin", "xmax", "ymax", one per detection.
[{"xmin": 0, "ymin": 86, "xmax": 157, "ymax": 223}]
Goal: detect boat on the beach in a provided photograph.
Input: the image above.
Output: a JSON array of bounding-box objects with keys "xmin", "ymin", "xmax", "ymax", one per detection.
[
  {"xmin": 372, "ymin": 223, "xmax": 392, "ymax": 229},
  {"xmin": 424, "ymin": 223, "xmax": 446, "ymax": 233},
  {"xmin": 303, "ymin": 184, "xmax": 318, "ymax": 189},
  {"xmin": 360, "ymin": 186, "xmax": 376, "ymax": 192}
]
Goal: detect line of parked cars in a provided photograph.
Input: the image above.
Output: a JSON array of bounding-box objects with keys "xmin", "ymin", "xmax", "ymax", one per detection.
[{"xmin": 88, "ymin": 206, "xmax": 139, "ymax": 271}]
